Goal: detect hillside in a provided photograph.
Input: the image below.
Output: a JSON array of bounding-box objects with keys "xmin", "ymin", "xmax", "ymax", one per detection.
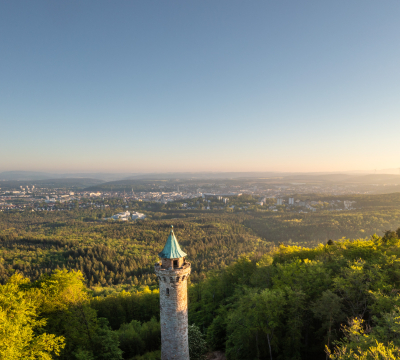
[
  {"xmin": 0, "ymin": 178, "xmax": 105, "ymax": 190},
  {"xmin": 2, "ymin": 197, "xmax": 400, "ymax": 289},
  {"xmin": 188, "ymin": 231, "xmax": 400, "ymax": 359},
  {"xmin": 1, "ymin": 232, "xmax": 400, "ymax": 359}
]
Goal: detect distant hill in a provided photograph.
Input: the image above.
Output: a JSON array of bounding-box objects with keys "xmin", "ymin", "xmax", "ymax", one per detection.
[
  {"xmin": 85, "ymin": 179, "xmax": 175, "ymax": 192},
  {"xmin": 266, "ymin": 173, "xmax": 400, "ymax": 185},
  {"xmin": 125, "ymin": 172, "xmax": 301, "ymax": 180},
  {"xmin": 0, "ymin": 178, "xmax": 105, "ymax": 190},
  {"xmin": 344, "ymin": 174, "xmax": 400, "ymax": 184},
  {"xmin": 280, "ymin": 173, "xmax": 354, "ymax": 183},
  {"xmin": 0, "ymin": 171, "xmax": 57, "ymax": 181},
  {"xmin": 2, "ymin": 171, "xmax": 398, "ymax": 185},
  {"xmin": 0, "ymin": 171, "xmax": 138, "ymax": 182}
]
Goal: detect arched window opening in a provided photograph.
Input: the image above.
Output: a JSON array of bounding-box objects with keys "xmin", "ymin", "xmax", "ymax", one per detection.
[{"xmin": 166, "ymin": 288, "xmax": 170, "ymax": 295}]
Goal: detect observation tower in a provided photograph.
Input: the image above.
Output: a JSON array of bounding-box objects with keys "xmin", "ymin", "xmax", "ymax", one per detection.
[{"xmin": 155, "ymin": 226, "xmax": 191, "ymax": 360}]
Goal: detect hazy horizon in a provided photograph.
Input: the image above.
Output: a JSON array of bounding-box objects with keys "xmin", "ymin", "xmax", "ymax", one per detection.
[
  {"xmin": 1, "ymin": 1, "xmax": 400, "ymax": 173},
  {"xmin": 1, "ymin": 169, "xmax": 400, "ymax": 179}
]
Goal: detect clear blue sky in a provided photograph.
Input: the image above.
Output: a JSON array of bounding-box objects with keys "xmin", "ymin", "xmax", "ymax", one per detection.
[{"xmin": 1, "ymin": 1, "xmax": 399, "ymax": 173}]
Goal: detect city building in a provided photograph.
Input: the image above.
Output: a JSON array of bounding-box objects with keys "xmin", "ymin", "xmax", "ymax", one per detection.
[
  {"xmin": 202, "ymin": 192, "xmax": 242, "ymax": 199},
  {"xmin": 112, "ymin": 211, "xmax": 130, "ymax": 220},
  {"xmin": 155, "ymin": 226, "xmax": 191, "ymax": 360},
  {"xmin": 344, "ymin": 200, "xmax": 355, "ymax": 209},
  {"xmin": 131, "ymin": 211, "xmax": 146, "ymax": 220}
]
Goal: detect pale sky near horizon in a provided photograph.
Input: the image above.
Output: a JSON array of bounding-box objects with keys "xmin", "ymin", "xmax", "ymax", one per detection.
[{"xmin": 1, "ymin": 1, "xmax": 399, "ymax": 173}]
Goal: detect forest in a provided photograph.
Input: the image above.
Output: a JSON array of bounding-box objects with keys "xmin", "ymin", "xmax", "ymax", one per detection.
[
  {"xmin": 189, "ymin": 230, "xmax": 400, "ymax": 359},
  {"xmin": 0, "ymin": 210, "xmax": 271, "ymax": 288},
  {"xmin": 2, "ymin": 231, "xmax": 400, "ymax": 359},
  {"xmin": 1, "ymin": 197, "xmax": 400, "ymax": 359},
  {"xmin": 1, "ymin": 200, "xmax": 400, "ymax": 289}
]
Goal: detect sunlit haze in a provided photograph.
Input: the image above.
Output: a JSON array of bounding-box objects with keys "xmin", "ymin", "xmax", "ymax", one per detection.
[{"xmin": 1, "ymin": 1, "xmax": 400, "ymax": 174}]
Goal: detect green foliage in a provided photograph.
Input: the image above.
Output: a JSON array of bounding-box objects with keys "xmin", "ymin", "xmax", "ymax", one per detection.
[
  {"xmin": 0, "ymin": 270, "xmax": 126, "ymax": 360},
  {"xmin": 327, "ymin": 317, "xmax": 400, "ymax": 359},
  {"xmin": 312, "ymin": 290, "xmax": 345, "ymax": 348},
  {"xmin": 0, "ymin": 273, "xmax": 65, "ymax": 360},
  {"xmin": 33, "ymin": 270, "xmax": 100, "ymax": 359},
  {"xmin": 188, "ymin": 324, "xmax": 208, "ymax": 360},
  {"xmin": 2, "ymin": 198, "xmax": 400, "ymax": 290},
  {"xmin": 91, "ymin": 318, "xmax": 123, "ymax": 360},
  {"xmin": 117, "ymin": 320, "xmax": 145, "ymax": 358},
  {"xmin": 117, "ymin": 317, "xmax": 160, "ymax": 359},
  {"xmin": 0, "ymin": 211, "xmax": 270, "ymax": 288},
  {"xmin": 245, "ymin": 207, "xmax": 400, "ymax": 245},
  {"xmin": 189, "ymin": 230, "xmax": 400, "ymax": 360},
  {"xmin": 206, "ymin": 312, "xmax": 227, "ymax": 351},
  {"xmin": 2, "ymin": 196, "xmax": 400, "ymax": 360},
  {"xmin": 225, "ymin": 288, "xmax": 286, "ymax": 360},
  {"xmin": 91, "ymin": 288, "xmax": 160, "ymax": 330}
]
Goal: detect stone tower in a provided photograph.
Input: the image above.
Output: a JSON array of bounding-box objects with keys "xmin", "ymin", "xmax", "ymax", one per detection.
[{"xmin": 155, "ymin": 226, "xmax": 191, "ymax": 360}]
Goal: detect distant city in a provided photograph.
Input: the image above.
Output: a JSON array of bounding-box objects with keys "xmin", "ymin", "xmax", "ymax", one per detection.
[{"xmin": 2, "ymin": 174, "xmax": 395, "ymax": 213}]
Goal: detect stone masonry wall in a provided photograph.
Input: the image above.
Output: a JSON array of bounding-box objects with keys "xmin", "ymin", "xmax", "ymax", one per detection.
[
  {"xmin": 155, "ymin": 263, "xmax": 191, "ymax": 360},
  {"xmin": 162, "ymin": 257, "xmax": 185, "ymax": 269}
]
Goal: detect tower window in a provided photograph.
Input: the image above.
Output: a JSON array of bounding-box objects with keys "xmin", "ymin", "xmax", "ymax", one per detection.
[
  {"xmin": 166, "ymin": 288, "xmax": 170, "ymax": 295},
  {"xmin": 173, "ymin": 260, "xmax": 178, "ymax": 268}
]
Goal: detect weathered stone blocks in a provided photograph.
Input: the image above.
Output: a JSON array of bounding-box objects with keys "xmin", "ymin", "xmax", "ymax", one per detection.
[{"xmin": 155, "ymin": 262, "xmax": 191, "ymax": 360}]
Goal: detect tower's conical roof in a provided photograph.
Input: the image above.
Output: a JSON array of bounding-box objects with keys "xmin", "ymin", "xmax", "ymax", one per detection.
[{"xmin": 158, "ymin": 225, "xmax": 187, "ymax": 259}]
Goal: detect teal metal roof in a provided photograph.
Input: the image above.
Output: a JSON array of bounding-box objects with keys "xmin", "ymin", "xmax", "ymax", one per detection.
[{"xmin": 158, "ymin": 226, "xmax": 187, "ymax": 259}]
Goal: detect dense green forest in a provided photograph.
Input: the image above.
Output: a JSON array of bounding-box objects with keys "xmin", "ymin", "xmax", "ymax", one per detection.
[
  {"xmin": 1, "ymin": 197, "xmax": 400, "ymax": 359},
  {"xmin": 189, "ymin": 230, "xmax": 400, "ymax": 359},
  {"xmin": 2, "ymin": 232, "xmax": 400, "ymax": 359},
  {"xmin": 0, "ymin": 210, "xmax": 271, "ymax": 288},
  {"xmin": 1, "ymin": 201, "xmax": 400, "ymax": 289},
  {"xmin": 246, "ymin": 208, "xmax": 400, "ymax": 244}
]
